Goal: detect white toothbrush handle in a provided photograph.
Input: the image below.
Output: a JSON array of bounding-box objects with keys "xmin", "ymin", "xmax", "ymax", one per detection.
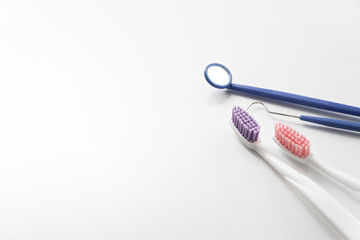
[
  {"xmin": 310, "ymin": 158, "xmax": 360, "ymax": 192},
  {"xmin": 255, "ymin": 145, "xmax": 360, "ymax": 240}
]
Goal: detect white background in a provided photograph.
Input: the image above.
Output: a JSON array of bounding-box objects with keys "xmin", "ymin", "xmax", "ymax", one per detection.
[{"xmin": 1, "ymin": 0, "xmax": 360, "ymax": 239}]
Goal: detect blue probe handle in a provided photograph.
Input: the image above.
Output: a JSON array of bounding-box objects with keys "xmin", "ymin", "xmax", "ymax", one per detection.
[
  {"xmin": 229, "ymin": 84, "xmax": 360, "ymax": 117},
  {"xmin": 300, "ymin": 115, "xmax": 360, "ymax": 132}
]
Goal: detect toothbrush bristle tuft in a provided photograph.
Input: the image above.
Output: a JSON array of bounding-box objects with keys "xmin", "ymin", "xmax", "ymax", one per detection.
[
  {"xmin": 274, "ymin": 123, "xmax": 310, "ymax": 158},
  {"xmin": 232, "ymin": 106, "xmax": 260, "ymax": 142}
]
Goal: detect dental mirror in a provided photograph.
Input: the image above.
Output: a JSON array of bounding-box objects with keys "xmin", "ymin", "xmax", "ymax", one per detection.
[
  {"xmin": 203, "ymin": 62, "xmax": 360, "ymax": 117},
  {"xmin": 204, "ymin": 63, "xmax": 232, "ymax": 89}
]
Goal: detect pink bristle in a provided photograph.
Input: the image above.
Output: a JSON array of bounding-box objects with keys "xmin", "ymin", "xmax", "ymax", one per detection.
[
  {"xmin": 294, "ymin": 145, "xmax": 299, "ymax": 155},
  {"xmin": 274, "ymin": 123, "xmax": 311, "ymax": 158},
  {"xmin": 299, "ymin": 145, "xmax": 304, "ymax": 157},
  {"xmin": 291, "ymin": 142, "xmax": 295, "ymax": 152}
]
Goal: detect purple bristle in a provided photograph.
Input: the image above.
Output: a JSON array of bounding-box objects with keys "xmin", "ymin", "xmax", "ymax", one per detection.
[{"xmin": 231, "ymin": 106, "xmax": 260, "ymax": 142}]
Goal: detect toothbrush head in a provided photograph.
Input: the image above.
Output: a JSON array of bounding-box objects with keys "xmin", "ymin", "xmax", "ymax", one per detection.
[
  {"xmin": 274, "ymin": 123, "xmax": 310, "ymax": 158},
  {"xmin": 231, "ymin": 106, "xmax": 260, "ymax": 143}
]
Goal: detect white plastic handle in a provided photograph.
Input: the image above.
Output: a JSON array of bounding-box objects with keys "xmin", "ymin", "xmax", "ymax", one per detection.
[
  {"xmin": 255, "ymin": 145, "xmax": 360, "ymax": 240},
  {"xmin": 310, "ymin": 158, "xmax": 360, "ymax": 192},
  {"xmin": 272, "ymin": 136, "xmax": 360, "ymax": 193}
]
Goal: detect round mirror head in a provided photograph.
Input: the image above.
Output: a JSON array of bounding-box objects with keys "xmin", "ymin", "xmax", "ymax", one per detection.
[{"xmin": 204, "ymin": 63, "xmax": 232, "ymax": 89}]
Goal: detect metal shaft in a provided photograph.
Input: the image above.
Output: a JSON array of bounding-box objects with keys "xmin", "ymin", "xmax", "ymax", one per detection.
[{"xmin": 246, "ymin": 102, "xmax": 300, "ymax": 119}]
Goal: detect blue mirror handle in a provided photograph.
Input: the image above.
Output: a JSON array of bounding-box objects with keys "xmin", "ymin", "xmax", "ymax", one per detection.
[
  {"xmin": 299, "ymin": 115, "xmax": 360, "ymax": 132},
  {"xmin": 229, "ymin": 83, "xmax": 360, "ymax": 117}
]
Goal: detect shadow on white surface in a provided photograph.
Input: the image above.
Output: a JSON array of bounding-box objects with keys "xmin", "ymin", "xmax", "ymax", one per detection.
[{"xmin": 207, "ymin": 91, "xmax": 231, "ymax": 105}]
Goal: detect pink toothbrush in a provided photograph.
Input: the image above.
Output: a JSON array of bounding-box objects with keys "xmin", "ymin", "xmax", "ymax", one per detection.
[
  {"xmin": 230, "ymin": 106, "xmax": 360, "ymax": 239},
  {"xmin": 273, "ymin": 123, "xmax": 360, "ymax": 192}
]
